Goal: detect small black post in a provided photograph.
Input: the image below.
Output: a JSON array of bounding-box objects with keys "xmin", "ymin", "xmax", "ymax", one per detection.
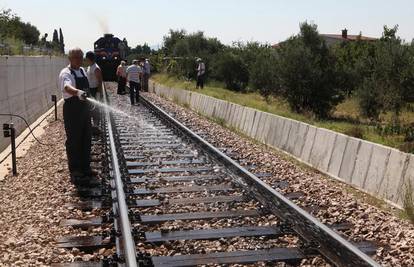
[
  {"xmin": 10, "ymin": 124, "xmax": 17, "ymax": 176},
  {"xmin": 3, "ymin": 123, "xmax": 17, "ymax": 176},
  {"xmin": 51, "ymin": 95, "xmax": 57, "ymax": 121}
]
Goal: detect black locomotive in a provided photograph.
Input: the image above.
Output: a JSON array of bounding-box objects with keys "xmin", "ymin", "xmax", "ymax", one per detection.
[{"xmin": 94, "ymin": 34, "xmax": 127, "ymax": 81}]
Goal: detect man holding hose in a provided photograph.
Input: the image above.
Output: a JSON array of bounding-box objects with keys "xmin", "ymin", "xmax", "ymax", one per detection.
[{"xmin": 58, "ymin": 47, "xmax": 94, "ymax": 186}]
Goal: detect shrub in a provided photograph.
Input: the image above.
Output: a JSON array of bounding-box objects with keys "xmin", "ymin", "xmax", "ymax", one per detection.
[
  {"xmin": 276, "ymin": 22, "xmax": 345, "ymax": 118},
  {"xmin": 357, "ymin": 26, "xmax": 414, "ymax": 121},
  {"xmin": 211, "ymin": 50, "xmax": 249, "ymax": 91},
  {"xmin": 249, "ymin": 46, "xmax": 280, "ymax": 99},
  {"xmin": 403, "ymin": 181, "xmax": 414, "ymax": 223},
  {"xmin": 344, "ymin": 126, "xmax": 365, "ymax": 139},
  {"xmin": 400, "ymin": 142, "xmax": 414, "ymax": 154}
]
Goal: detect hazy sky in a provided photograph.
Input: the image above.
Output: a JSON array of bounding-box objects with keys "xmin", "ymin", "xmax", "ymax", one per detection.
[{"xmin": 2, "ymin": 0, "xmax": 413, "ymax": 51}]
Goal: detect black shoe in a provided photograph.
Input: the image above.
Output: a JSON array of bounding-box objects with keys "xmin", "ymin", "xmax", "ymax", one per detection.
[
  {"xmin": 83, "ymin": 169, "xmax": 98, "ymax": 177},
  {"xmin": 92, "ymin": 126, "xmax": 102, "ymax": 136},
  {"xmin": 72, "ymin": 176, "xmax": 100, "ymax": 187},
  {"xmin": 70, "ymin": 171, "xmax": 85, "ymax": 179}
]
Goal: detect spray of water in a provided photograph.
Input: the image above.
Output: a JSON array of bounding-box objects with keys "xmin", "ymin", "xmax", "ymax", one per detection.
[{"xmin": 87, "ymin": 98, "xmax": 157, "ymax": 130}]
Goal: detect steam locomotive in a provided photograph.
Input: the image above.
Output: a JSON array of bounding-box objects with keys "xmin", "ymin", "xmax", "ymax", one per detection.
[{"xmin": 94, "ymin": 34, "xmax": 127, "ymax": 81}]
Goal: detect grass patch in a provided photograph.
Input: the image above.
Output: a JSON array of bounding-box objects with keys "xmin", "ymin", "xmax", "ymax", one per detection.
[
  {"xmin": 403, "ymin": 181, "xmax": 414, "ymax": 224},
  {"xmin": 344, "ymin": 126, "xmax": 365, "ymax": 139},
  {"xmin": 172, "ymin": 95, "xmax": 180, "ymax": 105},
  {"xmin": 212, "ymin": 117, "xmax": 226, "ymax": 127},
  {"xmin": 152, "ymin": 73, "xmax": 414, "ymax": 150},
  {"xmin": 183, "ymin": 102, "xmax": 190, "ymax": 109}
]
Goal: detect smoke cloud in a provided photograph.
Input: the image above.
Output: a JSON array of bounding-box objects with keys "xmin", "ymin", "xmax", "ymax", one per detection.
[{"xmin": 96, "ymin": 15, "xmax": 109, "ymax": 34}]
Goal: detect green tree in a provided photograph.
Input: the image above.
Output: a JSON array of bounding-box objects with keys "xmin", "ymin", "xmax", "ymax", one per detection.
[
  {"xmin": 357, "ymin": 25, "xmax": 414, "ymax": 121},
  {"xmin": 276, "ymin": 22, "xmax": 344, "ymax": 118},
  {"xmin": 211, "ymin": 49, "xmax": 249, "ymax": 91},
  {"xmin": 59, "ymin": 28, "xmax": 64, "ymax": 53},
  {"xmin": 52, "ymin": 29, "xmax": 58, "ymax": 43},
  {"xmin": 332, "ymin": 35, "xmax": 376, "ymax": 96},
  {"xmin": 249, "ymin": 46, "xmax": 280, "ymax": 99},
  {"xmin": 0, "ymin": 9, "xmax": 40, "ymax": 45},
  {"xmin": 163, "ymin": 29, "xmax": 186, "ymax": 55},
  {"xmin": 162, "ymin": 30, "xmax": 224, "ymax": 80}
]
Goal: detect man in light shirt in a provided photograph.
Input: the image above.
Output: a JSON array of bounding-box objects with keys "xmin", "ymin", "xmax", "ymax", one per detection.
[
  {"xmin": 85, "ymin": 51, "xmax": 103, "ymax": 134},
  {"xmin": 58, "ymin": 48, "xmax": 93, "ymax": 185},
  {"xmin": 196, "ymin": 58, "xmax": 206, "ymax": 89},
  {"xmin": 142, "ymin": 59, "xmax": 151, "ymax": 92},
  {"xmin": 126, "ymin": 59, "xmax": 143, "ymax": 105},
  {"xmin": 116, "ymin": 60, "xmax": 127, "ymax": 95}
]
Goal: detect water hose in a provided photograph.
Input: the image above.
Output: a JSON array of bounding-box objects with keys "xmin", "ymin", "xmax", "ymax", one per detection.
[{"xmin": 0, "ymin": 112, "xmax": 53, "ymax": 164}]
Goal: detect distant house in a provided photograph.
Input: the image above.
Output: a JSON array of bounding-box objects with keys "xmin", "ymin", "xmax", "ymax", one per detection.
[
  {"xmin": 273, "ymin": 29, "xmax": 377, "ymax": 48},
  {"xmin": 321, "ymin": 29, "xmax": 377, "ymax": 46}
]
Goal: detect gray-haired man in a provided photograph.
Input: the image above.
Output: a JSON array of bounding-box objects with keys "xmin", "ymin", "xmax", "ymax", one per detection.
[{"xmin": 58, "ymin": 48, "xmax": 93, "ymax": 185}]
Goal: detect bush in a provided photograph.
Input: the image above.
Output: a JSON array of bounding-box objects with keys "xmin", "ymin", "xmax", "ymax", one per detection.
[
  {"xmin": 403, "ymin": 181, "xmax": 414, "ymax": 223},
  {"xmin": 357, "ymin": 26, "xmax": 414, "ymax": 121},
  {"xmin": 358, "ymin": 77, "xmax": 384, "ymax": 121},
  {"xmin": 344, "ymin": 126, "xmax": 365, "ymax": 139},
  {"xmin": 333, "ymin": 40, "xmax": 373, "ymax": 97},
  {"xmin": 211, "ymin": 50, "xmax": 249, "ymax": 91},
  {"xmin": 276, "ymin": 22, "xmax": 345, "ymax": 118},
  {"xmin": 0, "ymin": 9, "xmax": 40, "ymax": 45},
  {"xmin": 162, "ymin": 30, "xmax": 224, "ymax": 80},
  {"xmin": 400, "ymin": 142, "xmax": 414, "ymax": 154},
  {"xmin": 249, "ymin": 46, "xmax": 280, "ymax": 99}
]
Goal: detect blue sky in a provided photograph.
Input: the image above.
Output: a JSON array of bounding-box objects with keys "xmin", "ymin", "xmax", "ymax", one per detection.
[{"xmin": 2, "ymin": 0, "xmax": 413, "ymax": 51}]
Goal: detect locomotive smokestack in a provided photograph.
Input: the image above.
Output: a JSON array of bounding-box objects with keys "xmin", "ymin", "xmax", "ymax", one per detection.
[{"xmin": 342, "ymin": 28, "xmax": 348, "ymax": 39}]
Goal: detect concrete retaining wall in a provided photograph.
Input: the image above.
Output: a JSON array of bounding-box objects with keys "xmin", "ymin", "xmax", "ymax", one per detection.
[
  {"xmin": 0, "ymin": 56, "xmax": 67, "ymax": 152},
  {"xmin": 149, "ymin": 81, "xmax": 414, "ymax": 208}
]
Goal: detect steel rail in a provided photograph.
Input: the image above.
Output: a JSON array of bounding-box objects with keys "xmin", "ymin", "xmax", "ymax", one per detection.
[
  {"xmin": 102, "ymin": 83, "xmax": 138, "ymax": 267},
  {"xmin": 140, "ymin": 95, "xmax": 380, "ymax": 267}
]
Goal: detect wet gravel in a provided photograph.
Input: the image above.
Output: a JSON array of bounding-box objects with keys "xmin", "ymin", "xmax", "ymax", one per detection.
[
  {"xmin": 143, "ymin": 90, "xmax": 414, "ymax": 266},
  {"xmin": 0, "ymin": 107, "xmax": 111, "ymax": 265}
]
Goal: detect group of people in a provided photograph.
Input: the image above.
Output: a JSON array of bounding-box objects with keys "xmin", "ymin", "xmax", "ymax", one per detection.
[
  {"xmin": 58, "ymin": 48, "xmax": 102, "ymax": 187},
  {"xmin": 58, "ymin": 48, "xmax": 153, "ymax": 186},
  {"xmin": 58, "ymin": 47, "xmax": 204, "ymax": 186},
  {"xmin": 116, "ymin": 58, "xmax": 151, "ymax": 105}
]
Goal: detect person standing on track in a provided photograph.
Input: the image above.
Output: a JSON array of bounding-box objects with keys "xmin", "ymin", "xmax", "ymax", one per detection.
[
  {"xmin": 126, "ymin": 59, "xmax": 142, "ymax": 105},
  {"xmin": 116, "ymin": 60, "xmax": 127, "ymax": 95},
  {"xmin": 58, "ymin": 48, "xmax": 94, "ymax": 184},
  {"xmin": 196, "ymin": 58, "xmax": 205, "ymax": 89},
  {"xmin": 85, "ymin": 51, "xmax": 103, "ymax": 135},
  {"xmin": 142, "ymin": 58, "xmax": 151, "ymax": 92},
  {"xmin": 85, "ymin": 51, "xmax": 103, "ymax": 99}
]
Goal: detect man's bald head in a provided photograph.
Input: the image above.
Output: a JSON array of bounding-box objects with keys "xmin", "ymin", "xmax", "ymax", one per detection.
[{"xmin": 68, "ymin": 47, "xmax": 83, "ymax": 69}]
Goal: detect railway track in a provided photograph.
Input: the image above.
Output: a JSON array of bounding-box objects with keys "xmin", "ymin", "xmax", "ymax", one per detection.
[{"xmin": 57, "ymin": 83, "xmax": 381, "ymax": 267}]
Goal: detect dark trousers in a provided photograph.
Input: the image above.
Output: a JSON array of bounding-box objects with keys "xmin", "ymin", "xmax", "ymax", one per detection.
[
  {"xmin": 63, "ymin": 97, "xmax": 92, "ymax": 175},
  {"xmin": 143, "ymin": 73, "xmax": 150, "ymax": 92},
  {"xmin": 117, "ymin": 76, "xmax": 126, "ymax": 94},
  {"xmin": 89, "ymin": 87, "xmax": 100, "ymax": 127},
  {"xmin": 129, "ymin": 81, "xmax": 140, "ymax": 104},
  {"xmin": 196, "ymin": 74, "xmax": 205, "ymax": 89},
  {"xmin": 89, "ymin": 87, "xmax": 97, "ymax": 98}
]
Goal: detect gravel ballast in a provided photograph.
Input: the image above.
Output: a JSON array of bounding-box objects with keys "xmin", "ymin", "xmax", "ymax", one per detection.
[
  {"xmin": 0, "ymin": 107, "xmax": 108, "ymax": 266},
  {"xmin": 143, "ymin": 90, "xmax": 414, "ymax": 266},
  {"xmin": 1, "ymin": 87, "xmax": 413, "ymax": 266}
]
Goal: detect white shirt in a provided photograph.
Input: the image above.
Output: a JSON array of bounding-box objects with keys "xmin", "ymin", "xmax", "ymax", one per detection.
[
  {"xmin": 117, "ymin": 65, "xmax": 126, "ymax": 78},
  {"xmin": 126, "ymin": 65, "xmax": 142, "ymax": 83},
  {"xmin": 87, "ymin": 63, "xmax": 101, "ymax": 88},
  {"xmin": 197, "ymin": 62, "xmax": 205, "ymax": 76},
  {"xmin": 58, "ymin": 65, "xmax": 87, "ymax": 99},
  {"xmin": 143, "ymin": 61, "xmax": 151, "ymax": 74}
]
